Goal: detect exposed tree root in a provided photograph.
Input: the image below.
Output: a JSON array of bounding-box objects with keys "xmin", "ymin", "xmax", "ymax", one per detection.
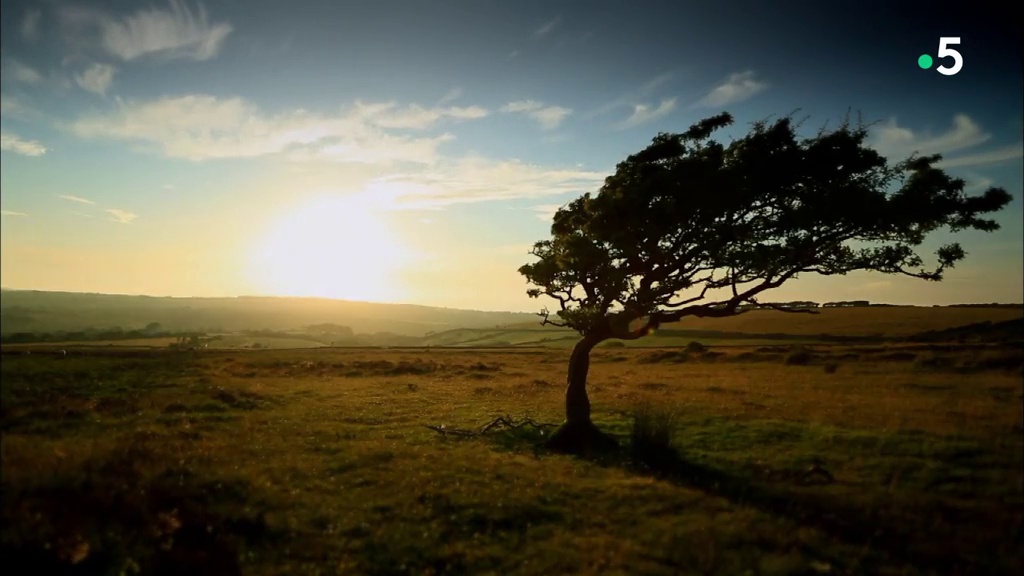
[
  {"xmin": 544, "ymin": 420, "xmax": 620, "ymax": 455},
  {"xmin": 424, "ymin": 415, "xmax": 559, "ymax": 438}
]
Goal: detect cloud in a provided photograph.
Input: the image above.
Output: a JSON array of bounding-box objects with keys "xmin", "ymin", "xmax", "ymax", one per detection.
[
  {"xmin": 437, "ymin": 87, "xmax": 462, "ymax": 106},
  {"xmin": 869, "ymin": 114, "xmax": 1020, "ymax": 168},
  {"xmin": 695, "ymin": 70, "xmax": 767, "ymax": 107},
  {"xmin": 507, "ymin": 50, "xmax": 520, "ymax": 60},
  {"xmin": 1, "ymin": 210, "xmax": 28, "ymax": 217},
  {"xmin": 937, "ymin": 143, "xmax": 1024, "ymax": 169},
  {"xmin": 368, "ymin": 103, "xmax": 489, "ymax": 130},
  {"xmin": 365, "ymin": 157, "xmax": 606, "ymax": 209},
  {"xmin": 6, "ymin": 59, "xmax": 42, "ymax": 84},
  {"xmin": 870, "ymin": 114, "xmax": 988, "ymax": 158},
  {"xmin": 616, "ymin": 98, "xmax": 677, "ymax": 130},
  {"xmin": 106, "ymin": 209, "xmax": 139, "ymax": 224},
  {"xmin": 71, "ymin": 95, "xmax": 489, "ymax": 163},
  {"xmin": 529, "ymin": 204, "xmax": 564, "ymax": 222},
  {"xmin": 0, "ymin": 95, "xmax": 44, "ymax": 122},
  {"xmin": 586, "ymin": 72, "xmax": 674, "ymax": 119},
  {"xmin": 58, "ymin": 194, "xmax": 96, "ymax": 205},
  {"xmin": 501, "ymin": 100, "xmax": 572, "ymax": 130},
  {"xmin": 534, "ymin": 16, "xmax": 561, "ymax": 38},
  {"xmin": 964, "ymin": 176, "xmax": 994, "ymax": 193},
  {"xmin": 75, "ymin": 63, "xmax": 116, "ymax": 96},
  {"xmin": 0, "ymin": 96, "xmax": 17, "ymax": 114},
  {"xmin": 60, "ymin": 0, "xmax": 232, "ymax": 61},
  {"xmin": 0, "ymin": 133, "xmax": 47, "ymax": 156},
  {"xmin": 21, "ymin": 10, "xmax": 41, "ymax": 42}
]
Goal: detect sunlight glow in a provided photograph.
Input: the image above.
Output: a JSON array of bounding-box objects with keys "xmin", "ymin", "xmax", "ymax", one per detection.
[{"xmin": 247, "ymin": 192, "xmax": 421, "ymax": 302}]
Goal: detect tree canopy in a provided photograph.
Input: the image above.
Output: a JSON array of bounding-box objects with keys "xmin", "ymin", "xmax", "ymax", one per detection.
[{"xmin": 519, "ymin": 112, "xmax": 1012, "ymax": 340}]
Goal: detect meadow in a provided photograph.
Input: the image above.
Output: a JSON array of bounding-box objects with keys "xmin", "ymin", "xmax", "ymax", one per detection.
[{"xmin": 2, "ymin": 317, "xmax": 1022, "ymax": 575}]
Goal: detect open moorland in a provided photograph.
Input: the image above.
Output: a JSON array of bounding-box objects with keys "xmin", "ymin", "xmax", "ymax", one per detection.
[{"xmin": 2, "ymin": 308, "xmax": 1023, "ymax": 575}]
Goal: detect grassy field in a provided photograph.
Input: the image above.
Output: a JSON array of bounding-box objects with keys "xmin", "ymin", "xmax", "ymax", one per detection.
[{"xmin": 2, "ymin": 338, "xmax": 1021, "ymax": 575}]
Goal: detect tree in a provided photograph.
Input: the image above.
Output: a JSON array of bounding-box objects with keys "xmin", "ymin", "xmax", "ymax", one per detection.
[{"xmin": 519, "ymin": 112, "xmax": 1012, "ymax": 453}]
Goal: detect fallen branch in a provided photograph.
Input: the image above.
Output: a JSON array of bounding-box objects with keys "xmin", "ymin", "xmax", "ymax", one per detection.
[{"xmin": 425, "ymin": 415, "xmax": 559, "ymax": 437}]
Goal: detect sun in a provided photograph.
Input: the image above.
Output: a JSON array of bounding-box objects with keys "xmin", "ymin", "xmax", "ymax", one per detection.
[{"xmin": 247, "ymin": 193, "xmax": 418, "ymax": 303}]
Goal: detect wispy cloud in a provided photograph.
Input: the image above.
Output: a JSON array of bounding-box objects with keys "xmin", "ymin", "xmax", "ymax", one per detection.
[
  {"xmin": 937, "ymin": 143, "xmax": 1024, "ymax": 169},
  {"xmin": 106, "ymin": 208, "xmax": 138, "ymax": 224},
  {"xmin": 436, "ymin": 87, "xmax": 463, "ymax": 106},
  {"xmin": 5, "ymin": 59, "xmax": 42, "ymax": 84},
  {"xmin": 0, "ymin": 96, "xmax": 41, "ymax": 122},
  {"xmin": 1, "ymin": 210, "xmax": 28, "ymax": 217},
  {"xmin": 529, "ymin": 204, "xmax": 564, "ymax": 222},
  {"xmin": 75, "ymin": 63, "xmax": 116, "ymax": 96},
  {"xmin": 586, "ymin": 72, "xmax": 674, "ymax": 119},
  {"xmin": 534, "ymin": 16, "xmax": 562, "ymax": 38},
  {"xmin": 21, "ymin": 10, "xmax": 41, "ymax": 42},
  {"xmin": 616, "ymin": 98, "xmax": 678, "ymax": 130},
  {"xmin": 368, "ymin": 103, "xmax": 489, "ymax": 130},
  {"xmin": 60, "ymin": 0, "xmax": 232, "ymax": 62},
  {"xmin": 868, "ymin": 114, "xmax": 1021, "ymax": 168},
  {"xmin": 0, "ymin": 96, "xmax": 17, "ymax": 114},
  {"xmin": 0, "ymin": 133, "xmax": 47, "ymax": 156},
  {"xmin": 964, "ymin": 176, "xmax": 994, "ymax": 193},
  {"xmin": 501, "ymin": 100, "xmax": 572, "ymax": 130},
  {"xmin": 695, "ymin": 70, "xmax": 767, "ymax": 108},
  {"xmin": 366, "ymin": 157, "xmax": 606, "ymax": 209},
  {"xmin": 71, "ymin": 95, "xmax": 489, "ymax": 163},
  {"xmin": 58, "ymin": 195, "xmax": 96, "ymax": 205}
]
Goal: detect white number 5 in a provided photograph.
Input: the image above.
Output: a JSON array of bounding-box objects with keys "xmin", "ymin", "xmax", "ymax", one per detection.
[{"xmin": 937, "ymin": 37, "xmax": 963, "ymax": 76}]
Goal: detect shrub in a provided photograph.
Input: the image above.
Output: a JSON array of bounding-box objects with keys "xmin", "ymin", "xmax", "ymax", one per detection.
[
  {"xmin": 785, "ymin": 349, "xmax": 814, "ymax": 365},
  {"xmin": 685, "ymin": 341, "xmax": 706, "ymax": 354},
  {"xmin": 823, "ymin": 362, "xmax": 840, "ymax": 374},
  {"xmin": 630, "ymin": 402, "xmax": 680, "ymax": 470}
]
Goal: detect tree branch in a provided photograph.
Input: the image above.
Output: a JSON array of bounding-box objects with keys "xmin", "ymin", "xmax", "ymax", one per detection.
[
  {"xmin": 425, "ymin": 415, "xmax": 560, "ymax": 438},
  {"xmin": 663, "ymin": 283, "xmax": 711, "ymax": 307},
  {"xmin": 537, "ymin": 308, "xmax": 569, "ymax": 328}
]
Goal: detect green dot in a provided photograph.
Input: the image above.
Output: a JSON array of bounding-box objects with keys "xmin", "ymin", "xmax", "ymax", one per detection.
[{"xmin": 918, "ymin": 54, "xmax": 933, "ymax": 69}]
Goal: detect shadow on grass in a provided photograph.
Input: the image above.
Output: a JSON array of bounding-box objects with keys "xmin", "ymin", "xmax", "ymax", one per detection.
[{"xmin": 530, "ymin": 425, "xmax": 1021, "ymax": 576}]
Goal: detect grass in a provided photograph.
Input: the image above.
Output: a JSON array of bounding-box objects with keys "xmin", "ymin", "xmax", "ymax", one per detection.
[{"xmin": 2, "ymin": 342, "xmax": 1022, "ymax": 574}]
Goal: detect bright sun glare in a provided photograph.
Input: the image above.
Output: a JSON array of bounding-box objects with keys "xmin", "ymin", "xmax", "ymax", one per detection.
[{"xmin": 247, "ymin": 193, "xmax": 419, "ymax": 303}]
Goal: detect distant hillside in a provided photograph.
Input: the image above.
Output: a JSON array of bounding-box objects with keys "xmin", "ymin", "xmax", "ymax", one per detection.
[
  {"xmin": 504, "ymin": 305, "xmax": 1024, "ymax": 337},
  {"xmin": 0, "ymin": 290, "xmax": 537, "ymax": 336}
]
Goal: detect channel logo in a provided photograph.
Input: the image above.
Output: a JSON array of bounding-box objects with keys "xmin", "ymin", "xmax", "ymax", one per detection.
[{"xmin": 918, "ymin": 37, "xmax": 963, "ymax": 76}]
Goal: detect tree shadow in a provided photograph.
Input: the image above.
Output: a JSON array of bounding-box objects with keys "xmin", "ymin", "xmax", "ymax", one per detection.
[{"xmin": 566, "ymin": 439, "xmax": 1014, "ymax": 575}]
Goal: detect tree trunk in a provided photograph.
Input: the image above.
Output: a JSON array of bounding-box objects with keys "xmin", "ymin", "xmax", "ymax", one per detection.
[
  {"xmin": 565, "ymin": 334, "xmax": 600, "ymax": 424},
  {"xmin": 545, "ymin": 334, "xmax": 619, "ymax": 454}
]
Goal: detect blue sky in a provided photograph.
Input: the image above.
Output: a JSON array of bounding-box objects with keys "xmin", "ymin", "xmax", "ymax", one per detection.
[{"xmin": 1, "ymin": 0, "xmax": 1021, "ymax": 311}]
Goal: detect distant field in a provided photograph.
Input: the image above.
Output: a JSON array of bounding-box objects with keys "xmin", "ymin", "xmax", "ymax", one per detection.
[
  {"xmin": 12, "ymin": 306, "xmax": 1021, "ymax": 351},
  {"xmin": 507, "ymin": 306, "xmax": 1024, "ymax": 337},
  {"xmin": 2, "ymin": 343, "xmax": 1021, "ymax": 574},
  {"xmin": 665, "ymin": 306, "xmax": 1024, "ymax": 336}
]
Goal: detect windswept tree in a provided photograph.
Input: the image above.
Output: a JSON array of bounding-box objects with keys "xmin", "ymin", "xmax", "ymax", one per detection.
[{"xmin": 519, "ymin": 112, "xmax": 1012, "ymax": 452}]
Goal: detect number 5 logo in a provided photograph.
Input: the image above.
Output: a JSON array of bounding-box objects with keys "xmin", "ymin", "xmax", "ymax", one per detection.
[{"xmin": 937, "ymin": 37, "xmax": 963, "ymax": 76}]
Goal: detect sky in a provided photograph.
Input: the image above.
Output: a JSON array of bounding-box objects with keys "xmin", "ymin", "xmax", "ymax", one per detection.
[{"xmin": 1, "ymin": 0, "xmax": 1022, "ymax": 312}]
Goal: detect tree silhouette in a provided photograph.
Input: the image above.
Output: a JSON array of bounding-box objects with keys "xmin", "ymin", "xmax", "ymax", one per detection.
[{"xmin": 519, "ymin": 112, "xmax": 1012, "ymax": 453}]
